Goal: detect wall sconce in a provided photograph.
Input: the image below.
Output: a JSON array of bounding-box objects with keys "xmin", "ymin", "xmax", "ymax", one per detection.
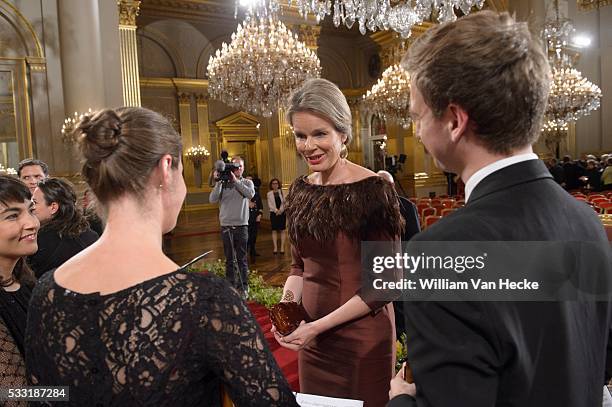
[
  {"xmin": 185, "ymin": 145, "xmax": 210, "ymax": 165},
  {"xmin": 61, "ymin": 108, "xmax": 93, "ymax": 144}
]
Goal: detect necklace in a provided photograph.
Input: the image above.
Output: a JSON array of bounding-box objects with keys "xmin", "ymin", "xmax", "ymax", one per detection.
[{"xmin": 0, "ymin": 274, "xmax": 15, "ymax": 288}]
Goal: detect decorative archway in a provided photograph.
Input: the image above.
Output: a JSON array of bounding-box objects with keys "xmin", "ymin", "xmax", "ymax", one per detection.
[{"xmin": 215, "ymin": 111, "xmax": 262, "ymax": 177}]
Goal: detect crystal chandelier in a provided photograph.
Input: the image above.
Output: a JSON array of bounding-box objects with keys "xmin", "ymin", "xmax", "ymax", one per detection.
[
  {"xmin": 363, "ymin": 64, "xmax": 411, "ymax": 129},
  {"xmin": 207, "ymin": 14, "xmax": 321, "ymax": 117},
  {"xmin": 541, "ymin": 120, "xmax": 568, "ymax": 152},
  {"xmin": 543, "ymin": 1, "xmax": 601, "ymax": 127},
  {"xmin": 288, "ymin": 0, "xmax": 485, "ymax": 37}
]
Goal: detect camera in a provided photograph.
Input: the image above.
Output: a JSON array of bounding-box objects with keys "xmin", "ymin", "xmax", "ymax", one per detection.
[
  {"xmin": 215, "ymin": 150, "xmax": 241, "ymax": 184},
  {"xmin": 216, "ymin": 162, "xmax": 241, "ymax": 183}
]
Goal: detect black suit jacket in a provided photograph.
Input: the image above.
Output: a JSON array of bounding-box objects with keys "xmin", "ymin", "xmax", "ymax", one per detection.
[{"xmin": 389, "ymin": 159, "xmax": 612, "ymax": 407}]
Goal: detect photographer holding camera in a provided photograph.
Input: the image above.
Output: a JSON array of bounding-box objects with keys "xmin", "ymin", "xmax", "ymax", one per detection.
[{"xmin": 209, "ymin": 155, "xmax": 255, "ymax": 297}]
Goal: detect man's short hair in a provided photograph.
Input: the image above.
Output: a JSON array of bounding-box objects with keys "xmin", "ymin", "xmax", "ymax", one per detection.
[
  {"xmin": 402, "ymin": 11, "xmax": 551, "ymax": 155},
  {"xmin": 18, "ymin": 158, "xmax": 49, "ymax": 177}
]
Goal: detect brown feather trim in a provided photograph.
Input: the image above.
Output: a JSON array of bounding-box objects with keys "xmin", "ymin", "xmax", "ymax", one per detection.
[{"xmin": 285, "ymin": 176, "xmax": 405, "ymax": 245}]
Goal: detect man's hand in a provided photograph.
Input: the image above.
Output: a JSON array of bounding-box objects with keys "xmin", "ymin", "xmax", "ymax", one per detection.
[
  {"xmin": 256, "ymin": 214, "xmax": 262, "ymax": 222},
  {"xmin": 230, "ymin": 170, "xmax": 238, "ymax": 183},
  {"xmin": 389, "ymin": 363, "xmax": 417, "ymax": 400},
  {"xmin": 213, "ymin": 170, "xmax": 219, "ymax": 180}
]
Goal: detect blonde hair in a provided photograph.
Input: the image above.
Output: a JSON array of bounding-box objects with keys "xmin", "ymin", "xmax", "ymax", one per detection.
[
  {"xmin": 402, "ymin": 11, "xmax": 551, "ymax": 154},
  {"xmin": 286, "ymin": 78, "xmax": 353, "ymax": 145}
]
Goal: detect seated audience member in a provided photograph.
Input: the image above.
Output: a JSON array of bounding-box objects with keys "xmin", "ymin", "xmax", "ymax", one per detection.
[
  {"xmin": 0, "ymin": 176, "xmax": 39, "ymax": 396},
  {"xmin": 602, "ymin": 158, "xmax": 612, "ymax": 190},
  {"xmin": 17, "ymin": 158, "xmax": 49, "ymax": 194},
  {"xmin": 25, "ymin": 107, "xmax": 297, "ymax": 406},
  {"xmin": 547, "ymin": 158, "xmax": 565, "ymax": 186},
  {"xmin": 28, "ymin": 178, "xmax": 99, "ymax": 278},
  {"xmin": 388, "ymin": 11, "xmax": 611, "ymax": 407}
]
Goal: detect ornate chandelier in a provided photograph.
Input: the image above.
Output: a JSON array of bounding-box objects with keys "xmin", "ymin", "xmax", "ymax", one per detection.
[
  {"xmin": 363, "ymin": 64, "xmax": 411, "ymax": 129},
  {"xmin": 288, "ymin": 0, "xmax": 485, "ymax": 37},
  {"xmin": 541, "ymin": 120, "xmax": 568, "ymax": 152},
  {"xmin": 543, "ymin": 2, "xmax": 601, "ymax": 127},
  {"xmin": 207, "ymin": 14, "xmax": 320, "ymax": 117}
]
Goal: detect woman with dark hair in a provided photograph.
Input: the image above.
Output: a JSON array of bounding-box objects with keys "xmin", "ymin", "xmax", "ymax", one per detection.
[
  {"xmin": 29, "ymin": 177, "xmax": 99, "ymax": 278},
  {"xmin": 267, "ymin": 178, "xmax": 286, "ymax": 254},
  {"xmin": 25, "ymin": 107, "xmax": 297, "ymax": 406},
  {"xmin": 0, "ymin": 176, "xmax": 39, "ymax": 397}
]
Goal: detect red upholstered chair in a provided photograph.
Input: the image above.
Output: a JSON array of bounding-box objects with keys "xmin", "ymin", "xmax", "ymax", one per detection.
[
  {"xmin": 441, "ymin": 208, "xmax": 455, "ymax": 217},
  {"xmin": 417, "ymin": 203, "xmax": 431, "ymax": 216},
  {"xmin": 574, "ymin": 196, "xmax": 587, "ymax": 202},
  {"xmin": 421, "ymin": 207, "xmax": 436, "ymax": 224},
  {"xmin": 591, "ymin": 197, "xmax": 610, "ymax": 206},
  {"xmin": 453, "ymin": 200, "xmax": 465, "ymax": 208},
  {"xmin": 588, "ymin": 194, "xmax": 607, "ymax": 202},
  {"xmin": 430, "ymin": 198, "xmax": 442, "ymax": 206},
  {"xmin": 441, "ymin": 199, "xmax": 455, "ymax": 208},
  {"xmin": 600, "ymin": 215, "xmax": 612, "ymax": 241},
  {"xmin": 424, "ymin": 215, "xmax": 442, "ymax": 228},
  {"xmin": 409, "ymin": 197, "xmax": 418, "ymax": 204},
  {"xmin": 571, "ymin": 192, "xmax": 586, "ymax": 198},
  {"xmin": 597, "ymin": 202, "xmax": 612, "ymax": 214},
  {"xmin": 432, "ymin": 204, "xmax": 445, "ymax": 216}
]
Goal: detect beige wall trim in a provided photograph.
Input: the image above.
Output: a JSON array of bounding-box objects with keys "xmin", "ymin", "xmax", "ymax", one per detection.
[{"xmin": 140, "ymin": 77, "xmax": 209, "ymax": 88}]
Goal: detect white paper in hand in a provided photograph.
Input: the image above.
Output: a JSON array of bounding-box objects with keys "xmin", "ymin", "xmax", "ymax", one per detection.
[{"xmin": 295, "ymin": 393, "xmax": 363, "ymax": 407}]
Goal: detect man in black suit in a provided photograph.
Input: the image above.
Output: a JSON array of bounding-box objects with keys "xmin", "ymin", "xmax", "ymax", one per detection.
[
  {"xmin": 377, "ymin": 170, "xmax": 421, "ymax": 340},
  {"xmin": 388, "ymin": 10, "xmax": 612, "ymax": 407}
]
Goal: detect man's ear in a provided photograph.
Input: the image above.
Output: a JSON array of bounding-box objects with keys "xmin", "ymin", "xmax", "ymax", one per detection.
[{"xmin": 447, "ymin": 103, "xmax": 470, "ymax": 144}]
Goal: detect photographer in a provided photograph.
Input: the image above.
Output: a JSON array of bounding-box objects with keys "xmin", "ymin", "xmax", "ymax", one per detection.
[{"xmin": 209, "ymin": 156, "xmax": 255, "ymax": 297}]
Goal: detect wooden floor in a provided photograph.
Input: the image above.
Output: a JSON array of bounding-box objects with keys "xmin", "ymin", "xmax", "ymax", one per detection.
[{"xmin": 164, "ymin": 209, "xmax": 291, "ymax": 287}]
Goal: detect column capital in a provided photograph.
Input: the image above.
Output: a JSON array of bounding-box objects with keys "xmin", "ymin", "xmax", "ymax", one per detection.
[
  {"xmin": 195, "ymin": 93, "xmax": 210, "ymax": 105},
  {"xmin": 118, "ymin": 0, "xmax": 141, "ymax": 26},
  {"xmin": 178, "ymin": 92, "xmax": 192, "ymax": 104}
]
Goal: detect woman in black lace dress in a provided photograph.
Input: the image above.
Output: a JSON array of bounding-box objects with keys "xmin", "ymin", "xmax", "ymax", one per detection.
[
  {"xmin": 24, "ymin": 107, "xmax": 298, "ymax": 406},
  {"xmin": 0, "ymin": 176, "xmax": 39, "ymax": 405}
]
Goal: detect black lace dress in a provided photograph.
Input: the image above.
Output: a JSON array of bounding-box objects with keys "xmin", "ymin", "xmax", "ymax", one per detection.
[{"xmin": 25, "ymin": 268, "xmax": 298, "ymax": 406}]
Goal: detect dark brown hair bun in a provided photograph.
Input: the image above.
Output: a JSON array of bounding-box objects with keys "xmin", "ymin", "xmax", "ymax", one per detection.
[
  {"xmin": 75, "ymin": 107, "xmax": 182, "ymax": 205},
  {"xmin": 77, "ymin": 109, "xmax": 122, "ymax": 162}
]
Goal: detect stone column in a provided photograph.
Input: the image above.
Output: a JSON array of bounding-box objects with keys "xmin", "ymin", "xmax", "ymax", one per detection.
[
  {"xmin": 277, "ymin": 108, "xmax": 297, "ymax": 188},
  {"xmin": 195, "ymin": 94, "xmax": 211, "ymax": 150},
  {"xmin": 118, "ymin": 0, "xmax": 141, "ymax": 107},
  {"xmin": 178, "ymin": 93, "xmax": 195, "ymax": 186},
  {"xmin": 58, "ymin": 0, "xmax": 106, "ymax": 114}
]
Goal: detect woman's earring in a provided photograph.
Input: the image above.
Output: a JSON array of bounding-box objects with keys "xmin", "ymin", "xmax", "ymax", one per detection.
[{"xmin": 340, "ymin": 143, "xmax": 348, "ymax": 159}]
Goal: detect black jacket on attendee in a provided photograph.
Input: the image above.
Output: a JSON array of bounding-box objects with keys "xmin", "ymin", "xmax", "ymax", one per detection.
[
  {"xmin": 389, "ymin": 159, "xmax": 612, "ymax": 407},
  {"xmin": 394, "ymin": 196, "xmax": 421, "ymax": 339},
  {"xmin": 28, "ymin": 227, "xmax": 99, "ymax": 278}
]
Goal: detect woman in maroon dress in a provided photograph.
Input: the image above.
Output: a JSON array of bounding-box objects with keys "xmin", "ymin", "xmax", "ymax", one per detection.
[{"xmin": 273, "ymin": 78, "xmax": 403, "ymax": 406}]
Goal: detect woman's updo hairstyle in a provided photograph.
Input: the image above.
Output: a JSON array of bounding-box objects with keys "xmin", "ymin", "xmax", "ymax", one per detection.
[{"xmin": 75, "ymin": 107, "xmax": 182, "ymax": 205}]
